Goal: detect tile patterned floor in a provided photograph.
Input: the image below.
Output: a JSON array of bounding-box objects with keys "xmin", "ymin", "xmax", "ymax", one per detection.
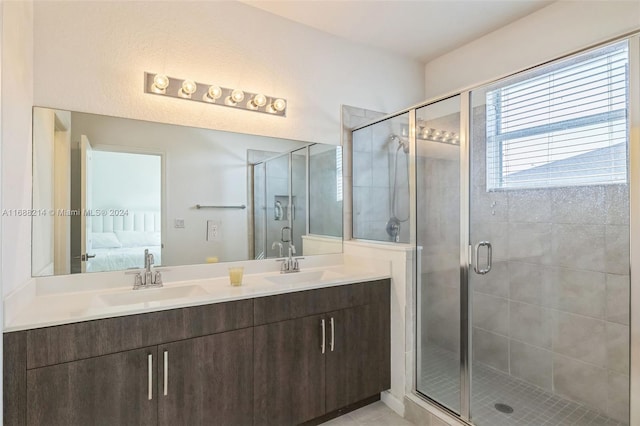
[
  {"xmin": 320, "ymin": 401, "xmax": 414, "ymax": 426},
  {"xmin": 418, "ymin": 345, "xmax": 628, "ymax": 426}
]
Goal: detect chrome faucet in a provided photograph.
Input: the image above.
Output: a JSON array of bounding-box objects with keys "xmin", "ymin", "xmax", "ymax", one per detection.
[
  {"xmin": 129, "ymin": 249, "xmax": 163, "ymax": 290},
  {"xmin": 277, "ymin": 242, "xmax": 304, "ymax": 273},
  {"xmin": 275, "ymin": 226, "xmax": 303, "ymax": 273}
]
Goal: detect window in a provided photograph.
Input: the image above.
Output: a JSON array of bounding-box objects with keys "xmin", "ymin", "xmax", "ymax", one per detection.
[{"xmin": 486, "ymin": 41, "xmax": 629, "ymax": 190}]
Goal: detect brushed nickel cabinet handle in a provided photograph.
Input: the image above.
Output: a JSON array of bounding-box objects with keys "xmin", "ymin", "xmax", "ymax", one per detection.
[
  {"xmin": 148, "ymin": 354, "xmax": 153, "ymax": 401},
  {"xmin": 163, "ymin": 350, "xmax": 168, "ymax": 396},
  {"xmin": 321, "ymin": 319, "xmax": 326, "ymax": 354},
  {"xmin": 330, "ymin": 317, "xmax": 335, "ymax": 352}
]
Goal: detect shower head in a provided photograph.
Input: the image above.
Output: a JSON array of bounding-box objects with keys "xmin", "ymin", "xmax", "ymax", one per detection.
[{"xmin": 389, "ymin": 134, "xmax": 410, "ymax": 153}]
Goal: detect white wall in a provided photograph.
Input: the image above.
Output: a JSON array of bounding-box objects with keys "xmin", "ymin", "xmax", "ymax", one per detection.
[
  {"xmin": 424, "ymin": 1, "xmax": 640, "ymax": 99},
  {"xmin": 2, "ymin": 0, "xmax": 33, "ymax": 298},
  {"xmin": 70, "ymin": 112, "xmax": 305, "ymax": 266},
  {"xmin": 0, "ymin": 1, "xmax": 4, "ymax": 420},
  {"xmin": 33, "ymin": 1, "xmax": 425, "ymax": 146},
  {"xmin": 32, "ymin": 108, "xmax": 55, "ymax": 276},
  {"xmin": 92, "ymin": 151, "xmax": 162, "ymax": 211}
]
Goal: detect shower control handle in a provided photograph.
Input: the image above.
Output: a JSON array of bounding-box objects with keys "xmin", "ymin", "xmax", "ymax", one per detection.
[{"xmin": 473, "ymin": 241, "xmax": 492, "ymax": 275}]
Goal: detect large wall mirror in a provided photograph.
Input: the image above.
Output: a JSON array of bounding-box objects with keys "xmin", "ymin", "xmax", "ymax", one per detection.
[{"xmin": 32, "ymin": 107, "xmax": 343, "ymax": 277}]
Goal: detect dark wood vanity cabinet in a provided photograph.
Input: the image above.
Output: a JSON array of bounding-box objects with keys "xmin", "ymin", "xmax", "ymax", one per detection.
[
  {"xmin": 254, "ymin": 314, "xmax": 327, "ymax": 425},
  {"xmin": 5, "ymin": 299, "xmax": 254, "ymax": 426},
  {"xmin": 325, "ymin": 303, "xmax": 390, "ymax": 413},
  {"xmin": 253, "ymin": 279, "xmax": 390, "ymax": 426},
  {"xmin": 3, "ymin": 279, "xmax": 390, "ymax": 426},
  {"xmin": 27, "ymin": 346, "xmax": 158, "ymax": 426},
  {"xmin": 157, "ymin": 328, "xmax": 254, "ymax": 426},
  {"xmin": 24, "ymin": 330, "xmax": 254, "ymax": 426}
]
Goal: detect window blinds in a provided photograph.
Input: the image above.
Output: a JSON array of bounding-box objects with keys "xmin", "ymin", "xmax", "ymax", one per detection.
[{"xmin": 486, "ymin": 41, "xmax": 629, "ymax": 190}]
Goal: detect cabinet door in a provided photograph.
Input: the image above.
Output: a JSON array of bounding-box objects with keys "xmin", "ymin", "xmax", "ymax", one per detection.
[
  {"xmin": 157, "ymin": 328, "xmax": 253, "ymax": 426},
  {"xmin": 26, "ymin": 346, "xmax": 157, "ymax": 426},
  {"xmin": 254, "ymin": 314, "xmax": 326, "ymax": 426},
  {"xmin": 325, "ymin": 303, "xmax": 389, "ymax": 412}
]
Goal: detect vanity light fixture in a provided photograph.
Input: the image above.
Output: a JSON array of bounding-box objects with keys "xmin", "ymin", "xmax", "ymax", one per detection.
[
  {"xmin": 144, "ymin": 72, "xmax": 287, "ymax": 116},
  {"xmin": 417, "ymin": 122, "xmax": 459, "ymax": 145}
]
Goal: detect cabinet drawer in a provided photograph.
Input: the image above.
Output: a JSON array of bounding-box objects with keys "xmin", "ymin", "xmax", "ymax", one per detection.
[
  {"xmin": 26, "ymin": 299, "xmax": 253, "ymax": 369},
  {"xmin": 254, "ymin": 279, "xmax": 389, "ymax": 326}
]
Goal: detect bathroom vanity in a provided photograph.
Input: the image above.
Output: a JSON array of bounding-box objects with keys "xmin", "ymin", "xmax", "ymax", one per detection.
[{"xmin": 3, "ymin": 276, "xmax": 390, "ymax": 426}]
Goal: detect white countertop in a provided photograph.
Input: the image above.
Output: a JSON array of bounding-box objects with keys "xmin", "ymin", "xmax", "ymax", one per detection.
[{"xmin": 4, "ymin": 255, "xmax": 391, "ymax": 332}]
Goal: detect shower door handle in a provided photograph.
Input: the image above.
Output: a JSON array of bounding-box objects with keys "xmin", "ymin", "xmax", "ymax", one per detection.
[{"xmin": 473, "ymin": 241, "xmax": 492, "ymax": 275}]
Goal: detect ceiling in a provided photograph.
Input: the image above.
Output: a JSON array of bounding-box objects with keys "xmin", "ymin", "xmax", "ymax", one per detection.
[{"xmin": 240, "ymin": 0, "xmax": 554, "ymax": 63}]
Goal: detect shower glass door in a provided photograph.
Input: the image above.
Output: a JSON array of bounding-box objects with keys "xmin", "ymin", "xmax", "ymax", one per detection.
[
  {"xmin": 468, "ymin": 40, "xmax": 630, "ymax": 425},
  {"xmin": 291, "ymin": 147, "xmax": 308, "ymax": 255},
  {"xmin": 253, "ymin": 162, "xmax": 266, "ymax": 259},
  {"xmin": 415, "ymin": 95, "xmax": 463, "ymax": 414},
  {"xmin": 266, "ymin": 153, "xmax": 291, "ymax": 258}
]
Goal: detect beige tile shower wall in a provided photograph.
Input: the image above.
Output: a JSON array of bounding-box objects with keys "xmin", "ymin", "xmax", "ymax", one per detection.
[
  {"xmin": 417, "ymin": 111, "xmax": 461, "ymax": 356},
  {"xmin": 419, "ymin": 153, "xmax": 460, "ymax": 355},
  {"xmin": 341, "ymin": 105, "xmax": 386, "ymax": 240},
  {"xmin": 308, "ymin": 148, "xmax": 342, "ymax": 238},
  {"xmin": 470, "ymin": 106, "xmax": 630, "ymax": 422},
  {"xmin": 352, "ymin": 114, "xmax": 410, "ymax": 243}
]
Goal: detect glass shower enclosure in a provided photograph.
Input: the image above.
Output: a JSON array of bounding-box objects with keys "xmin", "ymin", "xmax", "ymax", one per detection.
[{"xmin": 351, "ymin": 36, "xmax": 636, "ymax": 426}]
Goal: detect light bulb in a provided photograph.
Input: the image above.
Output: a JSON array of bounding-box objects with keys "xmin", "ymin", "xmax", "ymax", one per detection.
[
  {"xmin": 225, "ymin": 89, "xmax": 245, "ymax": 106},
  {"xmin": 179, "ymin": 80, "xmax": 197, "ymax": 98},
  {"xmin": 247, "ymin": 93, "xmax": 267, "ymax": 110},
  {"xmin": 272, "ymin": 98, "xmax": 286, "ymax": 112},
  {"xmin": 253, "ymin": 94, "xmax": 267, "ymax": 107},
  {"xmin": 203, "ymin": 85, "xmax": 222, "ymax": 102},
  {"xmin": 151, "ymin": 73, "xmax": 169, "ymax": 94},
  {"xmin": 231, "ymin": 89, "xmax": 245, "ymax": 103}
]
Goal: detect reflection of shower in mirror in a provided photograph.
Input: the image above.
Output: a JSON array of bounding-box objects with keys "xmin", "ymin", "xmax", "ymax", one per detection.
[
  {"xmin": 274, "ymin": 200, "xmax": 283, "ymax": 220},
  {"xmin": 387, "ymin": 134, "xmax": 410, "ymax": 242}
]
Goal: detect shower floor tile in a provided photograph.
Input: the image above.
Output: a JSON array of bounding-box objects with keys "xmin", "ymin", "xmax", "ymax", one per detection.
[{"xmin": 418, "ymin": 345, "xmax": 627, "ymax": 426}]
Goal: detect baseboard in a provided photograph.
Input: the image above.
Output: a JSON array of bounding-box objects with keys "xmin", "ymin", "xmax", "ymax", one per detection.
[
  {"xmin": 381, "ymin": 390, "xmax": 405, "ymax": 417},
  {"xmin": 300, "ymin": 394, "xmax": 380, "ymax": 426}
]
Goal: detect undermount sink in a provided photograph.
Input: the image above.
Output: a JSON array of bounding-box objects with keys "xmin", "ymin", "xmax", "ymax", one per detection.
[
  {"xmin": 264, "ymin": 270, "xmax": 345, "ymax": 285},
  {"xmin": 95, "ymin": 284, "xmax": 208, "ymax": 307}
]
